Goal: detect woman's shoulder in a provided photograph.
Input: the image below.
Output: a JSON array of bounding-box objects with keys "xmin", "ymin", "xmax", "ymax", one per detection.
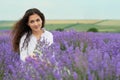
[
  {"xmin": 21, "ymin": 33, "xmax": 27, "ymax": 38},
  {"xmin": 42, "ymin": 29, "xmax": 53, "ymax": 45},
  {"xmin": 20, "ymin": 33, "xmax": 27, "ymax": 41},
  {"xmin": 43, "ymin": 29, "xmax": 53, "ymax": 37}
]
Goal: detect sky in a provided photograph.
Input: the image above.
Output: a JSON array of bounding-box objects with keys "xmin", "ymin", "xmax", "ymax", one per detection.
[{"xmin": 0, "ymin": 0, "xmax": 120, "ymax": 20}]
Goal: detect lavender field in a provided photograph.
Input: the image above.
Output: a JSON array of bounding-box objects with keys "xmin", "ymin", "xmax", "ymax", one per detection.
[{"xmin": 0, "ymin": 30, "xmax": 120, "ymax": 80}]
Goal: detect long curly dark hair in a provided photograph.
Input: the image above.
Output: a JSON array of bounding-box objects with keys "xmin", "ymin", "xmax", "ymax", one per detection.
[{"xmin": 12, "ymin": 8, "xmax": 45, "ymax": 53}]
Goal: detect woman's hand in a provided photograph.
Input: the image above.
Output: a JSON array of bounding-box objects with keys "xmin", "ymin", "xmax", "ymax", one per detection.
[{"xmin": 30, "ymin": 53, "xmax": 37, "ymax": 60}]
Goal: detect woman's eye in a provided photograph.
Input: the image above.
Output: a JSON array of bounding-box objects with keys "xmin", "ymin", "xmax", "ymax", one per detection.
[
  {"xmin": 30, "ymin": 20, "xmax": 34, "ymax": 23},
  {"xmin": 36, "ymin": 19, "xmax": 40, "ymax": 22}
]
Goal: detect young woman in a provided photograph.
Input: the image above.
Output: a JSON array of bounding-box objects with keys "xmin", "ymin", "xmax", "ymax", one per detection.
[{"xmin": 12, "ymin": 8, "xmax": 53, "ymax": 61}]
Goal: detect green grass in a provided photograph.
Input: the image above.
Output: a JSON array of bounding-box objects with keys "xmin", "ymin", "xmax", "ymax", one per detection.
[
  {"xmin": 0, "ymin": 26, "xmax": 12, "ymax": 30},
  {"xmin": 0, "ymin": 20, "xmax": 120, "ymax": 32},
  {"xmin": 45, "ymin": 24, "xmax": 72, "ymax": 31},
  {"xmin": 0, "ymin": 21, "xmax": 15, "ymax": 30},
  {"xmin": 65, "ymin": 24, "xmax": 120, "ymax": 32}
]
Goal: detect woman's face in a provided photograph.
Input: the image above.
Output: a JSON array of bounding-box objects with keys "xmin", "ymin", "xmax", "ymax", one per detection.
[{"xmin": 28, "ymin": 13, "xmax": 42, "ymax": 32}]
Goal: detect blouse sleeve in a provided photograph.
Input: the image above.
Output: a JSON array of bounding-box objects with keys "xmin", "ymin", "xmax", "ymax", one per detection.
[
  {"xmin": 49, "ymin": 33, "xmax": 53, "ymax": 45},
  {"xmin": 19, "ymin": 34, "xmax": 28, "ymax": 61},
  {"xmin": 46, "ymin": 32, "xmax": 53, "ymax": 46},
  {"xmin": 43, "ymin": 30, "xmax": 53, "ymax": 46}
]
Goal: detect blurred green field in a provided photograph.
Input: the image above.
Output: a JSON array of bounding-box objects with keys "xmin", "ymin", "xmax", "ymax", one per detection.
[{"xmin": 0, "ymin": 20, "xmax": 120, "ymax": 32}]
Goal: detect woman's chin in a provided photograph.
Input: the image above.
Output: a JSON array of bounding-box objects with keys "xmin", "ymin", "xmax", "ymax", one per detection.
[{"xmin": 33, "ymin": 28, "xmax": 41, "ymax": 32}]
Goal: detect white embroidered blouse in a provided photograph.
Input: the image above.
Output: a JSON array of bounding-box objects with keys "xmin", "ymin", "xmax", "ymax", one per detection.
[{"xmin": 19, "ymin": 29, "xmax": 53, "ymax": 61}]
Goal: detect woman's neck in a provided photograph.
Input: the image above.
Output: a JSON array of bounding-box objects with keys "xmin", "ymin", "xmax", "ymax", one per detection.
[{"xmin": 32, "ymin": 29, "xmax": 43, "ymax": 40}]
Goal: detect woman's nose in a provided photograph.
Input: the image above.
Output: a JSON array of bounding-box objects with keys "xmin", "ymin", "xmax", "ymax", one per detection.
[{"xmin": 34, "ymin": 21, "xmax": 38, "ymax": 25}]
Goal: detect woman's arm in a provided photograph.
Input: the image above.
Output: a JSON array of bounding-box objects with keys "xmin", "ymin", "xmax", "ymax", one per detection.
[
  {"xmin": 19, "ymin": 34, "xmax": 28, "ymax": 61},
  {"xmin": 19, "ymin": 34, "xmax": 38, "ymax": 61}
]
